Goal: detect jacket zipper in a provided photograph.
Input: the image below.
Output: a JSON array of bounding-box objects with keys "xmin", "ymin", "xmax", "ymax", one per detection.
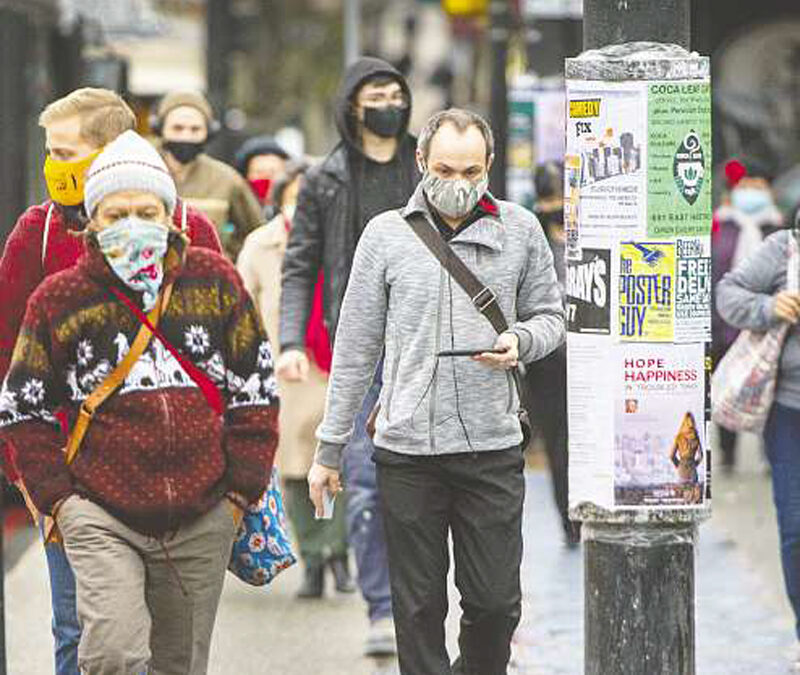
[
  {"xmin": 159, "ymin": 393, "xmax": 176, "ymax": 530},
  {"xmin": 429, "ymin": 266, "xmax": 445, "ymax": 452}
]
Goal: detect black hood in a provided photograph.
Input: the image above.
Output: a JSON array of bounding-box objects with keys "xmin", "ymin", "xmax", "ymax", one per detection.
[{"xmin": 334, "ymin": 57, "xmax": 412, "ymax": 155}]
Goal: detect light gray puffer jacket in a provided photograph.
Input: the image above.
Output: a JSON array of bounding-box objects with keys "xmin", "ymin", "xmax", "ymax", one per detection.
[
  {"xmin": 717, "ymin": 229, "xmax": 800, "ymax": 410},
  {"xmin": 316, "ymin": 185, "xmax": 565, "ymax": 467}
]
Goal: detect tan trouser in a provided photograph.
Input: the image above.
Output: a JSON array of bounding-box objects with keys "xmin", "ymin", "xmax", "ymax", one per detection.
[{"xmin": 57, "ymin": 496, "xmax": 238, "ymax": 675}]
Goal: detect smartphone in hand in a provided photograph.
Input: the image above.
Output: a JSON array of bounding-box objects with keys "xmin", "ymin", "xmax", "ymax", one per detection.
[{"xmin": 437, "ymin": 348, "xmax": 508, "ymax": 357}]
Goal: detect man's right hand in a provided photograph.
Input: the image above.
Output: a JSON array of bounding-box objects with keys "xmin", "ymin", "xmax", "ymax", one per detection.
[
  {"xmin": 308, "ymin": 462, "xmax": 342, "ymax": 518},
  {"xmin": 774, "ymin": 291, "xmax": 800, "ymax": 324},
  {"xmin": 276, "ymin": 349, "xmax": 310, "ymax": 382}
]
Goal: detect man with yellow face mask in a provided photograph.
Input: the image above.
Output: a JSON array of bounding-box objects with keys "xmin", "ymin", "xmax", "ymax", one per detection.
[{"xmin": 0, "ymin": 87, "xmax": 223, "ymax": 675}]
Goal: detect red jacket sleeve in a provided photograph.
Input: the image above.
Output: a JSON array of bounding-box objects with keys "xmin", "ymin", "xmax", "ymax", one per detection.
[
  {"xmin": 174, "ymin": 201, "xmax": 223, "ymax": 254},
  {"xmin": 0, "ymin": 206, "xmax": 49, "ymax": 482},
  {"xmin": 0, "ymin": 206, "xmax": 47, "ymax": 384}
]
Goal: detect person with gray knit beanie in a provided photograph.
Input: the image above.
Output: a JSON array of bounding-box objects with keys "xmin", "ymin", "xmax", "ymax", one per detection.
[
  {"xmin": 84, "ymin": 130, "xmax": 177, "ymax": 217},
  {"xmin": 1, "ymin": 125, "xmax": 279, "ymax": 672}
]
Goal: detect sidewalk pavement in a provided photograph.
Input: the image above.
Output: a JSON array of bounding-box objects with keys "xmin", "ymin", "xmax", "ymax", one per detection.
[{"xmin": 5, "ymin": 435, "xmax": 797, "ymax": 673}]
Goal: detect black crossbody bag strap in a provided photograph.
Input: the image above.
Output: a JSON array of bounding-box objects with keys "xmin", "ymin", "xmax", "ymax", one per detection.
[{"xmin": 403, "ymin": 211, "xmax": 530, "ymax": 417}]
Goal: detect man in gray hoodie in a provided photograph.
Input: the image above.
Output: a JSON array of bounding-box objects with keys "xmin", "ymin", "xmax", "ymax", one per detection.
[{"xmin": 309, "ymin": 109, "xmax": 565, "ymax": 674}]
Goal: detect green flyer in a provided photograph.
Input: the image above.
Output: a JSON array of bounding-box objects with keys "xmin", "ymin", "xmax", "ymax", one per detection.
[{"xmin": 647, "ymin": 81, "xmax": 712, "ymax": 237}]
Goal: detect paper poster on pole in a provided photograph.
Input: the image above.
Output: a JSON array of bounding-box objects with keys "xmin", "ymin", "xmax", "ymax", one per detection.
[
  {"xmin": 566, "ymin": 247, "xmax": 611, "ymax": 334},
  {"xmin": 675, "ymin": 237, "xmax": 712, "ymax": 343},
  {"xmin": 614, "ymin": 343, "xmax": 707, "ymax": 508},
  {"xmin": 568, "ymin": 333, "xmax": 615, "ymax": 510},
  {"xmin": 566, "ymin": 81, "xmax": 647, "ymax": 235},
  {"xmin": 619, "ymin": 242, "xmax": 675, "ymax": 342},
  {"xmin": 647, "ymin": 81, "xmax": 712, "ymax": 237}
]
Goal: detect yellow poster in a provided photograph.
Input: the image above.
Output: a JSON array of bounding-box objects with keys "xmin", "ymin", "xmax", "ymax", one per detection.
[{"xmin": 618, "ymin": 242, "xmax": 675, "ymax": 342}]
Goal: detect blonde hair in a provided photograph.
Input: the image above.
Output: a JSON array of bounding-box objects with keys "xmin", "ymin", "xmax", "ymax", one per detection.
[{"xmin": 39, "ymin": 88, "xmax": 136, "ymax": 147}]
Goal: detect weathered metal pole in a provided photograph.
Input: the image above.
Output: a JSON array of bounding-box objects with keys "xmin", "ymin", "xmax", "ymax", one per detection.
[
  {"xmin": 344, "ymin": 0, "xmax": 361, "ymax": 67},
  {"xmin": 488, "ymin": 0, "xmax": 510, "ymax": 199},
  {"xmin": 583, "ymin": 0, "xmax": 690, "ymax": 50},
  {"xmin": 567, "ymin": 2, "xmax": 711, "ymax": 674}
]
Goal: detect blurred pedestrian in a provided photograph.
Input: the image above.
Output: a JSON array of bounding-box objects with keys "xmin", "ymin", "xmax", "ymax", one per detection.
[
  {"xmin": 0, "ymin": 87, "xmax": 222, "ymax": 675},
  {"xmin": 0, "ymin": 130, "xmax": 279, "ymax": 673},
  {"xmin": 278, "ymin": 56, "xmax": 420, "ymax": 656},
  {"xmin": 527, "ymin": 160, "xmax": 581, "ymax": 547},
  {"xmin": 717, "ymin": 214, "xmax": 800, "ymax": 669},
  {"xmin": 152, "ymin": 90, "xmax": 263, "ymax": 260},
  {"xmin": 308, "ymin": 108, "xmax": 565, "ymax": 675},
  {"xmin": 712, "ymin": 159, "xmax": 783, "ymax": 472},
  {"xmin": 234, "ymin": 135, "xmax": 291, "ymax": 220},
  {"xmin": 237, "ymin": 160, "xmax": 353, "ymax": 598}
]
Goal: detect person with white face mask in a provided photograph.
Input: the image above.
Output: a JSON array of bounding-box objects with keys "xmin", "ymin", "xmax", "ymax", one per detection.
[
  {"xmin": 308, "ymin": 108, "xmax": 565, "ymax": 674},
  {"xmin": 712, "ymin": 159, "xmax": 784, "ymax": 472},
  {"xmin": 237, "ymin": 160, "xmax": 355, "ymax": 599}
]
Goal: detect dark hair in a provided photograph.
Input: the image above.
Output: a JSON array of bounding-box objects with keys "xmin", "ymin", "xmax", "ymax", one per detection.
[
  {"xmin": 417, "ymin": 108, "xmax": 494, "ymax": 162},
  {"xmin": 270, "ymin": 159, "xmax": 310, "ymax": 207},
  {"xmin": 535, "ymin": 161, "xmax": 564, "ymax": 201},
  {"xmin": 234, "ymin": 135, "xmax": 290, "ymax": 177}
]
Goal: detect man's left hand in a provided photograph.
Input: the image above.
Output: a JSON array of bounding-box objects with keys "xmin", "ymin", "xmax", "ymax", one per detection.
[{"xmin": 473, "ymin": 332, "xmax": 519, "ymax": 370}]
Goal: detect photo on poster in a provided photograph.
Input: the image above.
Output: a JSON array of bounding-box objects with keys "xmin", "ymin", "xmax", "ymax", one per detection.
[
  {"xmin": 566, "ymin": 81, "xmax": 647, "ymax": 235},
  {"xmin": 566, "ymin": 247, "xmax": 611, "ymax": 334},
  {"xmin": 619, "ymin": 242, "xmax": 675, "ymax": 342},
  {"xmin": 675, "ymin": 237, "xmax": 712, "ymax": 343},
  {"xmin": 614, "ymin": 343, "xmax": 707, "ymax": 508},
  {"xmin": 564, "ymin": 154, "xmax": 582, "ymax": 261}
]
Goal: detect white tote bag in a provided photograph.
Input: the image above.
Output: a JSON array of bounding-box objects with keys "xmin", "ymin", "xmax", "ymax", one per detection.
[{"xmin": 711, "ymin": 233, "xmax": 799, "ymax": 432}]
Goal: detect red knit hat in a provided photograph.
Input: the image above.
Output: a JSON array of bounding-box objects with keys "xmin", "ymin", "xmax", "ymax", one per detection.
[{"xmin": 725, "ymin": 160, "xmax": 747, "ymax": 189}]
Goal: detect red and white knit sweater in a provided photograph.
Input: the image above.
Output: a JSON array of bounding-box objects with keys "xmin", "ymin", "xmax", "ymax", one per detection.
[
  {"xmin": 0, "ymin": 200, "xmax": 222, "ymax": 480},
  {"xmin": 0, "ymin": 236, "xmax": 278, "ymax": 535}
]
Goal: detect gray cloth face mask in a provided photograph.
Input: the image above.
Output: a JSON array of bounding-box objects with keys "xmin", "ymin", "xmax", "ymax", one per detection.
[{"xmin": 421, "ymin": 171, "xmax": 489, "ymax": 219}]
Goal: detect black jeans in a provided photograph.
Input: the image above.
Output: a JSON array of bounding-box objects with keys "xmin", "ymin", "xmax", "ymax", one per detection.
[{"xmin": 374, "ymin": 447, "xmax": 525, "ymax": 675}]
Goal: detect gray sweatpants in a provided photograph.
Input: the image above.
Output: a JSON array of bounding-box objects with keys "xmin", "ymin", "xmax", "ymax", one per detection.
[{"xmin": 57, "ymin": 496, "xmax": 238, "ymax": 675}]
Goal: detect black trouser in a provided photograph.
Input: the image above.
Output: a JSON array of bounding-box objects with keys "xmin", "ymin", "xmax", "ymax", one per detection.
[{"xmin": 374, "ymin": 446, "xmax": 525, "ymax": 675}]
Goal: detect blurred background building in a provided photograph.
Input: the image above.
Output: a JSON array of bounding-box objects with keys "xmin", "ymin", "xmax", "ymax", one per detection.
[{"xmin": 1, "ymin": 0, "xmax": 799, "ymax": 244}]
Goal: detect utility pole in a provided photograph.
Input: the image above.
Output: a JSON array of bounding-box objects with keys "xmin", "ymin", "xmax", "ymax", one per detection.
[
  {"xmin": 488, "ymin": 0, "xmax": 509, "ymax": 199},
  {"xmin": 344, "ymin": 0, "xmax": 361, "ymax": 67},
  {"xmin": 567, "ymin": 1, "xmax": 711, "ymax": 674}
]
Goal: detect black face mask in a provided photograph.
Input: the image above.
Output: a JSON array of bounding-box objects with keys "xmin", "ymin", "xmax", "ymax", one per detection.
[
  {"xmin": 363, "ymin": 105, "xmax": 407, "ymax": 139},
  {"xmin": 163, "ymin": 140, "xmax": 206, "ymax": 165}
]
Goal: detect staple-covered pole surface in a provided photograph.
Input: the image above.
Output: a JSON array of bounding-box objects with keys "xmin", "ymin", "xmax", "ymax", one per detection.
[{"xmin": 583, "ymin": 0, "xmax": 690, "ymax": 51}]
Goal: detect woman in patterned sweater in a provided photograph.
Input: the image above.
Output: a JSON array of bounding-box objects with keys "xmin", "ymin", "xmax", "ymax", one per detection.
[{"xmin": 0, "ymin": 130, "xmax": 279, "ymax": 673}]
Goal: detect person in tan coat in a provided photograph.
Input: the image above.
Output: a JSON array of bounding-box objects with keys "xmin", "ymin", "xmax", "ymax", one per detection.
[
  {"xmin": 153, "ymin": 91, "xmax": 264, "ymax": 260},
  {"xmin": 237, "ymin": 159, "xmax": 353, "ymax": 598}
]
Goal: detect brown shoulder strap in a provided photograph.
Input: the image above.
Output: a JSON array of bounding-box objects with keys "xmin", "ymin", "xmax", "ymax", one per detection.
[
  {"xmin": 404, "ymin": 211, "xmax": 529, "ymax": 403},
  {"xmin": 64, "ymin": 282, "xmax": 174, "ymax": 465},
  {"xmin": 404, "ymin": 211, "xmax": 509, "ymax": 334}
]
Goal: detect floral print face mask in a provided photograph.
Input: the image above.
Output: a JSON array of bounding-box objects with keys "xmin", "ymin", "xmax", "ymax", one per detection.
[{"xmin": 96, "ymin": 217, "xmax": 169, "ymax": 311}]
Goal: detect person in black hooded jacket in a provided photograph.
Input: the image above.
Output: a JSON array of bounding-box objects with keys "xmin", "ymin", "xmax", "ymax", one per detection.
[{"xmin": 278, "ymin": 57, "xmax": 419, "ymax": 656}]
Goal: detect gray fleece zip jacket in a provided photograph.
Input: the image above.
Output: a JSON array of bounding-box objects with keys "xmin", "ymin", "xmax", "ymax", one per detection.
[
  {"xmin": 315, "ymin": 185, "xmax": 565, "ymax": 468},
  {"xmin": 716, "ymin": 229, "xmax": 800, "ymax": 410}
]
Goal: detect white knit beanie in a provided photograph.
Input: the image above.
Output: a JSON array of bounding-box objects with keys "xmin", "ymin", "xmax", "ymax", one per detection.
[{"xmin": 84, "ymin": 130, "xmax": 177, "ymax": 217}]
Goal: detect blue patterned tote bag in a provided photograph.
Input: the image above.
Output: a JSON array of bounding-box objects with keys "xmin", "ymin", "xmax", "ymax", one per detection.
[{"xmin": 228, "ymin": 466, "xmax": 297, "ymax": 585}]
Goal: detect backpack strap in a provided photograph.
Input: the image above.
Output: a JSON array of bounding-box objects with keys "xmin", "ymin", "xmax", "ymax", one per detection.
[
  {"xmin": 64, "ymin": 282, "xmax": 174, "ymax": 465},
  {"xmin": 181, "ymin": 200, "xmax": 188, "ymax": 233},
  {"xmin": 41, "ymin": 203, "xmax": 55, "ymax": 269}
]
